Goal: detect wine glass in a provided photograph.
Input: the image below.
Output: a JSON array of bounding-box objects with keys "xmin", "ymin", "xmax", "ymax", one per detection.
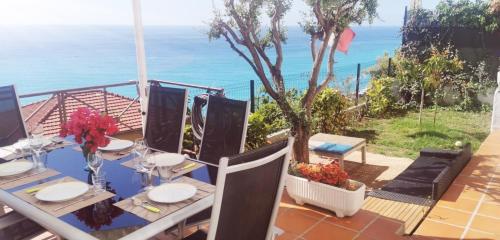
[
  {"xmin": 133, "ymin": 139, "xmax": 148, "ymax": 172},
  {"xmin": 88, "ymin": 152, "xmax": 104, "ymax": 177},
  {"xmin": 29, "ymin": 125, "xmax": 45, "ymax": 166},
  {"xmin": 91, "ymin": 172, "xmax": 106, "ymax": 193},
  {"xmin": 141, "ymin": 154, "xmax": 156, "ymax": 191}
]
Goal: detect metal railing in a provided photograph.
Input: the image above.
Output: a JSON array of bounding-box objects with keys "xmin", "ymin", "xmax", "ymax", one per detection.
[{"xmin": 19, "ymin": 80, "xmax": 224, "ymax": 134}]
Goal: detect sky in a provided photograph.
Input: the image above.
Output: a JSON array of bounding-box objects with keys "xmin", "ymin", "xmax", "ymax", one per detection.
[{"xmin": 0, "ymin": 0, "xmax": 442, "ymax": 27}]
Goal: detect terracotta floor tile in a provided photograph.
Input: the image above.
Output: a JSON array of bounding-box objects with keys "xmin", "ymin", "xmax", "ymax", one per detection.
[
  {"xmin": 426, "ymin": 206, "xmax": 471, "ymax": 227},
  {"xmin": 441, "ymin": 184, "xmax": 485, "ymax": 201},
  {"xmin": 464, "ymin": 229, "xmax": 498, "ymax": 240},
  {"xmin": 276, "ymin": 232, "xmax": 302, "ymax": 240},
  {"xmin": 470, "ymin": 215, "xmax": 500, "ymax": 235},
  {"xmin": 435, "ymin": 196, "xmax": 478, "ymax": 213},
  {"xmin": 477, "ymin": 202, "xmax": 500, "ymax": 218},
  {"xmin": 354, "ymin": 234, "xmax": 376, "ymax": 240},
  {"xmin": 453, "ymin": 175, "xmax": 490, "ymax": 190},
  {"xmin": 413, "ymin": 219, "xmax": 464, "ymax": 239},
  {"xmin": 285, "ymin": 207, "xmax": 327, "ymax": 221},
  {"xmin": 276, "ymin": 207, "xmax": 321, "ymax": 235},
  {"xmin": 326, "ymin": 209, "xmax": 378, "ymax": 231},
  {"xmin": 483, "ymin": 189, "xmax": 500, "ymax": 203},
  {"xmin": 362, "ymin": 217, "xmax": 404, "ymax": 240},
  {"xmin": 303, "ymin": 221, "xmax": 358, "ymax": 240}
]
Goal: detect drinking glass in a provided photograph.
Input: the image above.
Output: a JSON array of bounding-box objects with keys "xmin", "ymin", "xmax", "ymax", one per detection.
[
  {"xmin": 33, "ymin": 150, "xmax": 48, "ymax": 172},
  {"xmin": 156, "ymin": 165, "xmax": 175, "ymax": 184},
  {"xmin": 133, "ymin": 139, "xmax": 148, "ymax": 172},
  {"xmin": 88, "ymin": 152, "xmax": 104, "ymax": 176},
  {"xmin": 14, "ymin": 138, "xmax": 31, "ymax": 159},
  {"xmin": 141, "ymin": 154, "xmax": 156, "ymax": 191},
  {"xmin": 91, "ymin": 173, "xmax": 106, "ymax": 193}
]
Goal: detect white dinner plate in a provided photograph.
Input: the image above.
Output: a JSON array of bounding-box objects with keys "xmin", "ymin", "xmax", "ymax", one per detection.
[
  {"xmin": 0, "ymin": 161, "xmax": 34, "ymax": 177},
  {"xmin": 35, "ymin": 182, "xmax": 89, "ymax": 202},
  {"xmin": 148, "ymin": 153, "xmax": 185, "ymax": 167},
  {"xmin": 98, "ymin": 139, "xmax": 134, "ymax": 152},
  {"xmin": 147, "ymin": 183, "xmax": 197, "ymax": 203}
]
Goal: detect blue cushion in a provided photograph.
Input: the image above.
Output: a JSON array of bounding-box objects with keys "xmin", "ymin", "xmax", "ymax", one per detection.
[{"xmin": 312, "ymin": 143, "xmax": 353, "ymax": 155}]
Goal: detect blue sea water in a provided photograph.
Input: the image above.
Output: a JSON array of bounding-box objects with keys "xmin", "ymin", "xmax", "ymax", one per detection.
[{"xmin": 0, "ymin": 25, "xmax": 400, "ymax": 102}]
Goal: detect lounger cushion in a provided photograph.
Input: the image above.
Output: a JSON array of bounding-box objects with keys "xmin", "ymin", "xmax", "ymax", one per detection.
[{"xmin": 420, "ymin": 148, "xmax": 462, "ymax": 159}]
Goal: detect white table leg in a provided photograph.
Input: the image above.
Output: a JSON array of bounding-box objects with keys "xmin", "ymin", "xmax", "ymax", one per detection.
[{"xmin": 339, "ymin": 157, "xmax": 345, "ymax": 170}]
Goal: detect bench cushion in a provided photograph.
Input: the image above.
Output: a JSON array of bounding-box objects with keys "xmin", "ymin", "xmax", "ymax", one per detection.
[{"xmin": 309, "ymin": 141, "xmax": 353, "ymax": 155}]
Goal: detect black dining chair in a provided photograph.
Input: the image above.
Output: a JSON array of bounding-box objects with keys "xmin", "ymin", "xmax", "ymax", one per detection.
[
  {"xmin": 182, "ymin": 138, "xmax": 293, "ymax": 240},
  {"xmin": 0, "ymin": 85, "xmax": 28, "ymax": 148},
  {"xmin": 181, "ymin": 95, "xmax": 250, "ymax": 229},
  {"xmin": 144, "ymin": 82, "xmax": 188, "ymax": 154},
  {"xmin": 197, "ymin": 95, "xmax": 250, "ymax": 184}
]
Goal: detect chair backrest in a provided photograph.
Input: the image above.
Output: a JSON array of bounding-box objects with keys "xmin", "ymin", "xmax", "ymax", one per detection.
[
  {"xmin": 206, "ymin": 138, "xmax": 293, "ymax": 240},
  {"xmin": 0, "ymin": 85, "xmax": 28, "ymax": 147},
  {"xmin": 144, "ymin": 84, "xmax": 188, "ymax": 154},
  {"xmin": 198, "ymin": 95, "xmax": 250, "ymax": 183}
]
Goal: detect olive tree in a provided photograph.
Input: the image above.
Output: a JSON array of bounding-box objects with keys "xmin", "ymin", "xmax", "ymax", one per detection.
[{"xmin": 209, "ymin": 0, "xmax": 377, "ymax": 163}]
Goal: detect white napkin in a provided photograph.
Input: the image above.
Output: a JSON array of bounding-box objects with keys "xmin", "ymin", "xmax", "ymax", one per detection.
[{"xmin": 0, "ymin": 146, "xmax": 17, "ymax": 160}]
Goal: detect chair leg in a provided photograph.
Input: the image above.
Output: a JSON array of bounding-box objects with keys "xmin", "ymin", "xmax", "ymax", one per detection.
[{"xmin": 177, "ymin": 219, "xmax": 186, "ymax": 240}]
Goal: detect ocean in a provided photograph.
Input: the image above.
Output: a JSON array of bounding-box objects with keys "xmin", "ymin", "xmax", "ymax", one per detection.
[{"xmin": 0, "ymin": 25, "xmax": 401, "ymax": 102}]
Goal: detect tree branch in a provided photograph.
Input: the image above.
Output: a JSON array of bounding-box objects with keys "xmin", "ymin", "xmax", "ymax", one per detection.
[
  {"xmin": 302, "ymin": 29, "xmax": 333, "ymax": 109},
  {"xmin": 317, "ymin": 33, "xmax": 341, "ymax": 94}
]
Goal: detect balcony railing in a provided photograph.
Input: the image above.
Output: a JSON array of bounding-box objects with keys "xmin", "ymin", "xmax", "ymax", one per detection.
[{"xmin": 19, "ymin": 80, "xmax": 224, "ymax": 135}]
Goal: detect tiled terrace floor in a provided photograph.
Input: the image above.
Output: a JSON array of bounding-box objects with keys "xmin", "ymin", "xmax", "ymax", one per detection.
[{"xmin": 413, "ymin": 131, "xmax": 500, "ymax": 240}]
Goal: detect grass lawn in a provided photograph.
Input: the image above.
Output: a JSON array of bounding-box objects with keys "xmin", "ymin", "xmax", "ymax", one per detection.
[{"xmin": 346, "ymin": 109, "xmax": 491, "ymax": 159}]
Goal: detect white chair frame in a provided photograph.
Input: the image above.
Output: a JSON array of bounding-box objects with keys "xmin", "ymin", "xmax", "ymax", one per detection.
[{"xmin": 205, "ymin": 137, "xmax": 293, "ymax": 240}]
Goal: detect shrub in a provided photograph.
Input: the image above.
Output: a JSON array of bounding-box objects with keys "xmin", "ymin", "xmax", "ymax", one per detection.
[
  {"xmin": 182, "ymin": 124, "xmax": 195, "ymax": 151},
  {"xmin": 255, "ymin": 101, "xmax": 290, "ymax": 133},
  {"xmin": 366, "ymin": 77, "xmax": 398, "ymax": 116},
  {"xmin": 245, "ymin": 112, "xmax": 270, "ymax": 150},
  {"xmin": 312, "ymin": 88, "xmax": 350, "ymax": 134}
]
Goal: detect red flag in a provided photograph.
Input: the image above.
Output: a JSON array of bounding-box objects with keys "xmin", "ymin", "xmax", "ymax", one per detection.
[{"xmin": 336, "ymin": 28, "xmax": 356, "ymax": 54}]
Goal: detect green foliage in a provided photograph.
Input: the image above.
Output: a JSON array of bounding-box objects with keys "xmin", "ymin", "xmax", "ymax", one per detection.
[
  {"xmin": 312, "ymin": 88, "xmax": 350, "ymax": 134},
  {"xmin": 183, "ymin": 124, "xmax": 194, "ymax": 150},
  {"xmin": 435, "ymin": 0, "xmax": 500, "ymax": 32},
  {"xmin": 366, "ymin": 77, "xmax": 398, "ymax": 116},
  {"xmin": 245, "ymin": 112, "xmax": 271, "ymax": 150},
  {"xmin": 255, "ymin": 101, "xmax": 290, "ymax": 133},
  {"xmin": 367, "ymin": 46, "xmax": 492, "ymax": 113}
]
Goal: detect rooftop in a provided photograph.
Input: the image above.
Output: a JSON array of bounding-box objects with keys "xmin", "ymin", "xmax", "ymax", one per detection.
[{"xmin": 21, "ymin": 90, "xmax": 142, "ymax": 136}]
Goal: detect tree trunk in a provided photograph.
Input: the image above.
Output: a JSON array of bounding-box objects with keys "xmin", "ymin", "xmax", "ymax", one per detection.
[
  {"xmin": 419, "ymin": 84, "xmax": 425, "ymax": 126},
  {"xmin": 292, "ymin": 122, "xmax": 311, "ymax": 163}
]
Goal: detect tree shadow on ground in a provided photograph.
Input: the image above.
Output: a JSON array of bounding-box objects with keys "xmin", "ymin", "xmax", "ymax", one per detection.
[
  {"xmin": 344, "ymin": 161, "xmax": 389, "ymax": 189},
  {"xmin": 407, "ymin": 131, "xmax": 450, "ymax": 139},
  {"xmin": 345, "ymin": 129, "xmax": 378, "ymax": 143}
]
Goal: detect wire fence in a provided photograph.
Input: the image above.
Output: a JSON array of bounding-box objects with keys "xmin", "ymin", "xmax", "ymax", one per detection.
[{"xmin": 221, "ymin": 59, "xmax": 388, "ymax": 111}]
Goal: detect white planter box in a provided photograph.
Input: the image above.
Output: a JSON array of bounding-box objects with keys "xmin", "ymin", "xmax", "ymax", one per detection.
[{"xmin": 285, "ymin": 173, "xmax": 366, "ymax": 218}]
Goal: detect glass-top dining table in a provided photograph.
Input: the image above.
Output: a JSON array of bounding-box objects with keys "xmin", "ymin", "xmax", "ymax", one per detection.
[{"xmin": 0, "ymin": 140, "xmax": 215, "ymax": 240}]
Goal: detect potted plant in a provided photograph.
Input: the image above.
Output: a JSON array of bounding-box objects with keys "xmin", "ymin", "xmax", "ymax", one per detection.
[{"xmin": 286, "ymin": 161, "xmax": 365, "ymax": 218}]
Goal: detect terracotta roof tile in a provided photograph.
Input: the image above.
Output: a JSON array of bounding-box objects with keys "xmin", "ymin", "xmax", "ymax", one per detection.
[{"xmin": 21, "ymin": 90, "xmax": 142, "ymax": 136}]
